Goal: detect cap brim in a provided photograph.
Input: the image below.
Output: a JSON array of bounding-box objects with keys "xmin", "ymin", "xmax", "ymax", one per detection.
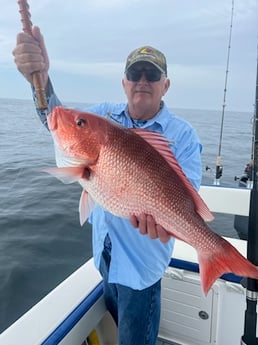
[{"xmin": 126, "ymin": 58, "xmax": 165, "ymax": 74}]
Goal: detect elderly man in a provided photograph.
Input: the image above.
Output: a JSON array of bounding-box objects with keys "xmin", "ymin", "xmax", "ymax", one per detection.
[{"xmin": 13, "ymin": 27, "xmax": 202, "ymax": 345}]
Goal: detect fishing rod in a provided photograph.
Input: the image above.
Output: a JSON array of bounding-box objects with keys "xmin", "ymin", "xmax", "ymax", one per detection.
[
  {"xmin": 17, "ymin": 0, "xmax": 48, "ymax": 110},
  {"xmin": 241, "ymin": 43, "xmax": 258, "ymax": 345},
  {"xmin": 245, "ymin": 106, "xmax": 256, "ymax": 190},
  {"xmin": 214, "ymin": 0, "xmax": 235, "ymax": 185}
]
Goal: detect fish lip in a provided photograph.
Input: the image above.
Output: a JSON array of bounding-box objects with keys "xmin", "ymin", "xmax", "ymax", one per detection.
[
  {"xmin": 47, "ymin": 113, "xmax": 56, "ymax": 131},
  {"xmin": 47, "ymin": 106, "xmax": 62, "ymax": 131}
]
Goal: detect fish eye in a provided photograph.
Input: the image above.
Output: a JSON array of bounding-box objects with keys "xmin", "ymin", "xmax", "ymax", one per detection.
[{"xmin": 76, "ymin": 118, "xmax": 86, "ymax": 127}]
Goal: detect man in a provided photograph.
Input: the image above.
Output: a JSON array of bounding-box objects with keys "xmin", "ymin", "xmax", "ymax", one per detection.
[{"xmin": 13, "ymin": 26, "xmax": 202, "ymax": 345}]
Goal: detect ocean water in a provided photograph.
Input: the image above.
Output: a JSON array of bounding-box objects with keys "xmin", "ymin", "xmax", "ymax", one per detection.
[{"xmin": 0, "ymin": 98, "xmax": 253, "ymax": 332}]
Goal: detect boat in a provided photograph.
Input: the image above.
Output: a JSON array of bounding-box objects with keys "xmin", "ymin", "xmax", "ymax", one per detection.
[{"xmin": 0, "ymin": 184, "xmax": 254, "ymax": 345}]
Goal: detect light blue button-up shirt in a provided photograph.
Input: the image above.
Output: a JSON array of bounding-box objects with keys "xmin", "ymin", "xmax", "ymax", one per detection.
[{"xmin": 33, "ymin": 81, "xmax": 202, "ymax": 290}]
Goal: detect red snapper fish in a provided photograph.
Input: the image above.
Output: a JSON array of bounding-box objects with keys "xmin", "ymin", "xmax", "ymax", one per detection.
[{"xmin": 46, "ymin": 106, "xmax": 258, "ymax": 295}]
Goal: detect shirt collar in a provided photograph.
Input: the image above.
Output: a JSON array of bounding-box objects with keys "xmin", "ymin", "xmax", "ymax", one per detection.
[
  {"xmin": 109, "ymin": 101, "xmax": 173, "ymax": 132},
  {"xmin": 132, "ymin": 101, "xmax": 174, "ymax": 132},
  {"xmin": 143, "ymin": 101, "xmax": 172, "ymax": 131}
]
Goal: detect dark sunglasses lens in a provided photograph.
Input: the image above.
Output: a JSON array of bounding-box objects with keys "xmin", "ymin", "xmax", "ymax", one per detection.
[
  {"xmin": 126, "ymin": 70, "xmax": 142, "ymax": 82},
  {"xmin": 126, "ymin": 69, "xmax": 162, "ymax": 82},
  {"xmin": 145, "ymin": 69, "xmax": 162, "ymax": 81}
]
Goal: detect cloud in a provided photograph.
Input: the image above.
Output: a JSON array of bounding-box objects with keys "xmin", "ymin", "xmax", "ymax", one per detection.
[{"xmin": 1, "ymin": 0, "xmax": 257, "ymax": 111}]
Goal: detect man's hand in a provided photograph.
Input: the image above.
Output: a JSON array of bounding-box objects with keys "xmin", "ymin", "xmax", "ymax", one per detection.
[
  {"xmin": 130, "ymin": 214, "xmax": 170, "ymax": 243},
  {"xmin": 13, "ymin": 26, "xmax": 49, "ymax": 87}
]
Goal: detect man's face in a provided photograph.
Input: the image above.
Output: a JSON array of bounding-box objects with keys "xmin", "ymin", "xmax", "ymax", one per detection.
[{"xmin": 122, "ymin": 62, "xmax": 170, "ymax": 120}]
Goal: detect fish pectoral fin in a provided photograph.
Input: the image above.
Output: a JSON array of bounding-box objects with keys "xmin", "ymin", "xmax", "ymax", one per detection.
[
  {"xmin": 43, "ymin": 167, "xmax": 84, "ymax": 184},
  {"xmin": 79, "ymin": 189, "xmax": 95, "ymax": 226}
]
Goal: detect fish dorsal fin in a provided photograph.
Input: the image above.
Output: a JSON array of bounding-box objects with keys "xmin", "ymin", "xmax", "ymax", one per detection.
[{"xmin": 132, "ymin": 129, "xmax": 214, "ymax": 222}]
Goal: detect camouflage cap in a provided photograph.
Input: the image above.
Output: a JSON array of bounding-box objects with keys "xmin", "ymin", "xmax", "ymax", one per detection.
[{"xmin": 125, "ymin": 46, "xmax": 167, "ymax": 76}]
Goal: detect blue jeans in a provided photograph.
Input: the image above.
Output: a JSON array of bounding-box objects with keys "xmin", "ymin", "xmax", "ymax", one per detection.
[{"xmin": 99, "ymin": 234, "xmax": 161, "ymax": 345}]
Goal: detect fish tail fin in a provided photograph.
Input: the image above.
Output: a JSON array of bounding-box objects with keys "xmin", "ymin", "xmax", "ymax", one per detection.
[{"xmin": 199, "ymin": 238, "xmax": 258, "ymax": 295}]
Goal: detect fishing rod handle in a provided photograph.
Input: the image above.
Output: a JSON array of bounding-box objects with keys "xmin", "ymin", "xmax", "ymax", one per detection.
[{"xmin": 17, "ymin": 0, "xmax": 48, "ymax": 110}]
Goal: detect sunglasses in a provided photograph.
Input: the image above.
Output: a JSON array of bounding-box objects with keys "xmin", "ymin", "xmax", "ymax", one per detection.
[{"xmin": 126, "ymin": 68, "xmax": 163, "ymax": 82}]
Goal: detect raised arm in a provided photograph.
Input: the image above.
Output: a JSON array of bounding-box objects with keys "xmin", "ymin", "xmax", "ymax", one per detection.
[
  {"xmin": 13, "ymin": 26, "xmax": 61, "ymax": 128},
  {"xmin": 13, "ymin": 26, "xmax": 48, "ymax": 86}
]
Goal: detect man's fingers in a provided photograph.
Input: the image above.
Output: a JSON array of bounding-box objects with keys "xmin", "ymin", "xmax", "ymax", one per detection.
[
  {"xmin": 138, "ymin": 214, "xmax": 148, "ymax": 235},
  {"xmin": 130, "ymin": 213, "xmax": 170, "ymax": 243},
  {"xmin": 129, "ymin": 214, "xmax": 139, "ymax": 228},
  {"xmin": 146, "ymin": 214, "xmax": 158, "ymax": 239},
  {"xmin": 156, "ymin": 225, "xmax": 170, "ymax": 243}
]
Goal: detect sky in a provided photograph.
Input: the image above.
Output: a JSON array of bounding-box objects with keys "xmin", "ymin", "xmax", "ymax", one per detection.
[{"xmin": 1, "ymin": 0, "xmax": 258, "ymax": 111}]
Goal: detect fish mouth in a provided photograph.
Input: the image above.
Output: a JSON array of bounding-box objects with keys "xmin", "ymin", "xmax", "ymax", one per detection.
[{"xmin": 47, "ymin": 106, "xmax": 66, "ymax": 131}]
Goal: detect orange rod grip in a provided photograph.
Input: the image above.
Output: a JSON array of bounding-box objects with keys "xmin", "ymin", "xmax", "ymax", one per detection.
[{"xmin": 17, "ymin": 0, "xmax": 48, "ymax": 110}]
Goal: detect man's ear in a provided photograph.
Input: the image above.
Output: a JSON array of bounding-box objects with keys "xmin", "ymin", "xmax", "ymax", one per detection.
[
  {"xmin": 122, "ymin": 77, "xmax": 126, "ymax": 89},
  {"xmin": 163, "ymin": 78, "xmax": 171, "ymax": 96}
]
